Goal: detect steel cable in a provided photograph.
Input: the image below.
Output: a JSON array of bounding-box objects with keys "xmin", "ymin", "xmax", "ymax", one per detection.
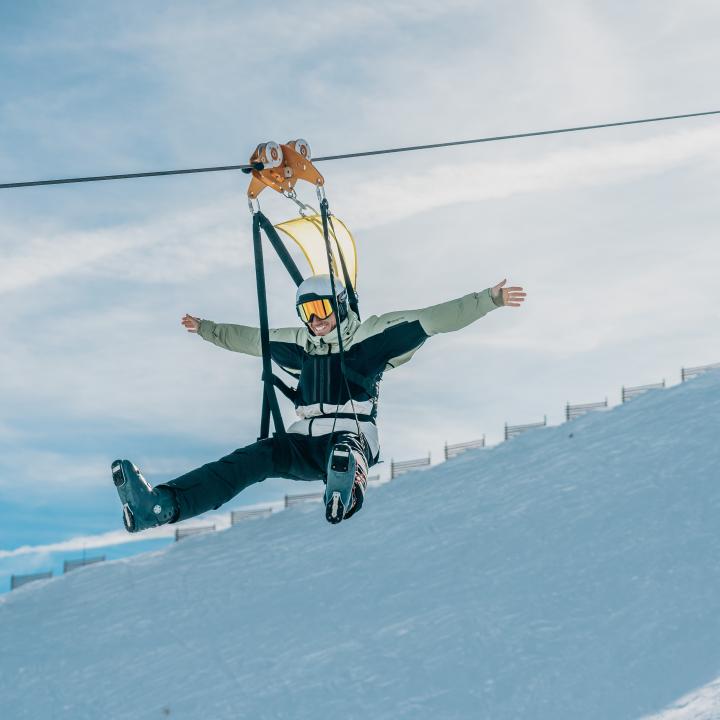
[{"xmin": 1, "ymin": 109, "xmax": 719, "ymax": 190}]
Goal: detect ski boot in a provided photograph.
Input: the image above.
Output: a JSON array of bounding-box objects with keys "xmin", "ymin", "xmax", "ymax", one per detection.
[
  {"xmin": 343, "ymin": 465, "xmax": 368, "ymax": 521},
  {"xmin": 111, "ymin": 459, "xmax": 178, "ymax": 533},
  {"xmin": 324, "ymin": 443, "xmax": 368, "ymax": 524}
]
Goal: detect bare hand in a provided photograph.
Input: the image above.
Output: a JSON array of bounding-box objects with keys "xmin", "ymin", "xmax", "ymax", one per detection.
[
  {"xmin": 182, "ymin": 314, "xmax": 201, "ymax": 333},
  {"xmin": 491, "ymin": 279, "xmax": 526, "ymax": 308}
]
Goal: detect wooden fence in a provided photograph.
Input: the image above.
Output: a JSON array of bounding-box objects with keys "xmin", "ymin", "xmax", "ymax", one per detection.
[
  {"xmin": 10, "ymin": 571, "xmax": 53, "ymax": 590},
  {"xmin": 63, "ymin": 556, "xmax": 106, "ymax": 574},
  {"xmin": 231, "ymin": 508, "xmax": 273, "ymax": 524},
  {"xmin": 285, "ymin": 492, "xmax": 324, "ymax": 507},
  {"xmin": 681, "ymin": 362, "xmax": 720, "ymax": 382},
  {"xmin": 391, "ymin": 454, "xmax": 431, "ymax": 479},
  {"xmin": 565, "ymin": 399, "xmax": 608, "ymax": 421},
  {"xmin": 175, "ymin": 525, "xmax": 215, "ymax": 541},
  {"xmin": 505, "ymin": 416, "xmax": 547, "ymax": 441},
  {"xmin": 444, "ymin": 436, "xmax": 485, "ymax": 460},
  {"xmin": 622, "ymin": 381, "xmax": 665, "ymax": 403}
]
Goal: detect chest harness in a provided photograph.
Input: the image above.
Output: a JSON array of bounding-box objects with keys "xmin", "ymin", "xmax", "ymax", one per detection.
[{"xmin": 243, "ymin": 140, "xmax": 369, "ymax": 441}]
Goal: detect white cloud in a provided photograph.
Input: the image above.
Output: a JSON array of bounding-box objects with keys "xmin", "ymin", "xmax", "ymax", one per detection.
[
  {"xmin": 0, "ymin": 451, "xmax": 109, "ymax": 491},
  {"xmin": 0, "ymin": 199, "xmax": 253, "ymax": 295},
  {"xmin": 0, "ymin": 498, "xmax": 285, "ymax": 558},
  {"xmin": 0, "ymin": 527, "xmax": 175, "ymax": 559},
  {"xmin": 337, "ymin": 125, "xmax": 720, "ymax": 230}
]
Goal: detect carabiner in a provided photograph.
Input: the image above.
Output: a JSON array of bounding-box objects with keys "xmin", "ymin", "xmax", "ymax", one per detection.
[{"xmin": 283, "ymin": 189, "xmax": 317, "ymax": 217}]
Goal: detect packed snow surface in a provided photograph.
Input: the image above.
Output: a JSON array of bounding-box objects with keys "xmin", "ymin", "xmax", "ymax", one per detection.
[{"xmin": 1, "ymin": 372, "xmax": 720, "ymax": 720}]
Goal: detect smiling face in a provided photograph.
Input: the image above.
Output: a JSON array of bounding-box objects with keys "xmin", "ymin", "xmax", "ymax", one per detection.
[{"xmin": 307, "ymin": 312, "xmax": 337, "ymax": 337}]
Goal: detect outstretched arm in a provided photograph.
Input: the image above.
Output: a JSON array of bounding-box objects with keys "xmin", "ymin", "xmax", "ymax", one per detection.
[
  {"xmin": 415, "ymin": 279, "xmax": 525, "ymax": 336},
  {"xmin": 181, "ymin": 314, "xmax": 262, "ymax": 356},
  {"xmin": 181, "ymin": 314, "xmax": 305, "ymax": 369},
  {"xmin": 359, "ymin": 280, "xmax": 526, "ymax": 371}
]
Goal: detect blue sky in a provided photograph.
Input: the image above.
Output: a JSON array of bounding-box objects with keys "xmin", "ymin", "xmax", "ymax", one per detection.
[{"xmin": 1, "ymin": 1, "xmax": 720, "ymax": 559}]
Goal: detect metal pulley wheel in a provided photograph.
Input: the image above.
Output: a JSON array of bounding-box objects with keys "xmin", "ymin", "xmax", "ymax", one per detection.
[
  {"xmin": 255, "ymin": 141, "xmax": 283, "ymax": 169},
  {"xmin": 288, "ymin": 139, "xmax": 311, "ymax": 160}
]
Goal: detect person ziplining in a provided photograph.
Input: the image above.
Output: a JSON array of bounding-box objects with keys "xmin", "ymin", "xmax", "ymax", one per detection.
[
  {"xmin": 3, "ymin": 112, "xmax": 715, "ymax": 527},
  {"xmin": 110, "ymin": 139, "xmax": 526, "ymax": 528}
]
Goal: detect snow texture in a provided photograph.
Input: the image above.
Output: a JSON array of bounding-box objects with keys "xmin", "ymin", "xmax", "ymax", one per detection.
[
  {"xmin": 1, "ymin": 371, "xmax": 720, "ymax": 720},
  {"xmin": 641, "ymin": 678, "xmax": 720, "ymax": 720}
]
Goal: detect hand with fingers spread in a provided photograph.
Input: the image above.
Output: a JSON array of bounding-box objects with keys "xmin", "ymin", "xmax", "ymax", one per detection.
[
  {"xmin": 181, "ymin": 314, "xmax": 201, "ymax": 333},
  {"xmin": 491, "ymin": 279, "xmax": 527, "ymax": 308}
]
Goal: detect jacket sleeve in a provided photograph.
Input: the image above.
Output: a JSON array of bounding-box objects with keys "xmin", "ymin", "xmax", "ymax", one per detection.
[
  {"xmin": 413, "ymin": 287, "xmax": 502, "ymax": 336},
  {"xmin": 362, "ymin": 288, "xmax": 502, "ymax": 371},
  {"xmin": 197, "ymin": 320, "xmax": 262, "ymax": 356},
  {"xmin": 196, "ymin": 321, "xmax": 305, "ymax": 370}
]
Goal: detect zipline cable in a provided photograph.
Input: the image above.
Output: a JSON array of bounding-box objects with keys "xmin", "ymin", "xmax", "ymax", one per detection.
[
  {"xmin": 312, "ymin": 109, "xmax": 720, "ymax": 162},
  {"xmin": 1, "ymin": 109, "xmax": 719, "ymax": 190}
]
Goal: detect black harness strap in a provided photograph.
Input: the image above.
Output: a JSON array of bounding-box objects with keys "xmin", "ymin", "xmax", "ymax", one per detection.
[
  {"xmin": 256, "ymin": 213, "xmax": 305, "ymax": 286},
  {"xmin": 319, "ymin": 197, "xmax": 373, "ymax": 444},
  {"xmin": 253, "ymin": 211, "xmax": 306, "ymax": 439},
  {"xmin": 251, "ymin": 201, "xmax": 368, "ymax": 442},
  {"xmin": 318, "ymin": 413, "xmax": 374, "ymax": 422},
  {"xmin": 320, "ymin": 199, "xmax": 349, "ymax": 362},
  {"xmin": 319, "ymin": 202, "xmax": 377, "ymax": 397},
  {"xmin": 326, "ymin": 212, "xmax": 360, "ymax": 321},
  {"xmin": 263, "ymin": 370, "xmax": 299, "ymax": 403}
]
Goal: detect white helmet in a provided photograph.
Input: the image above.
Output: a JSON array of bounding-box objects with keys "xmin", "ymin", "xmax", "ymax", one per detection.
[{"xmin": 295, "ymin": 274, "xmax": 348, "ymax": 323}]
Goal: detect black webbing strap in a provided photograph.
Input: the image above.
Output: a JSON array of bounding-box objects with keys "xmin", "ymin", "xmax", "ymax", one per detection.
[
  {"xmin": 319, "ymin": 197, "xmax": 355, "ymax": 445},
  {"xmin": 316, "ymin": 413, "xmax": 374, "ymax": 422},
  {"xmin": 263, "ymin": 370, "xmax": 299, "ymax": 403},
  {"xmin": 320, "ymin": 201, "xmax": 343, "ymax": 347},
  {"xmin": 319, "ymin": 199, "xmax": 378, "ymax": 395},
  {"xmin": 326, "ymin": 213, "xmax": 360, "ymax": 321},
  {"xmin": 319, "ymin": 199, "xmax": 376, "ymax": 397},
  {"xmin": 256, "ymin": 213, "xmax": 305, "ymax": 286},
  {"xmin": 259, "ymin": 385, "xmax": 271, "ymax": 440},
  {"xmin": 252, "ymin": 202, "xmax": 370, "ymax": 440},
  {"xmin": 253, "ymin": 211, "xmax": 287, "ymax": 439}
]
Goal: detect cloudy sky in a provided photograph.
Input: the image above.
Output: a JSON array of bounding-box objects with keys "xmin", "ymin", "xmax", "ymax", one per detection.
[{"xmin": 1, "ymin": 0, "xmax": 720, "ymax": 552}]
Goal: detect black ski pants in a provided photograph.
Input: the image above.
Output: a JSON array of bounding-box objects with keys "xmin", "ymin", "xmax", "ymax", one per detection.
[{"xmin": 160, "ymin": 431, "xmax": 372, "ymax": 523}]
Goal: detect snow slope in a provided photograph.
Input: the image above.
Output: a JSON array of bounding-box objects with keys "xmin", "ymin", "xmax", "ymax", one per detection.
[
  {"xmin": 641, "ymin": 678, "xmax": 720, "ymax": 720},
  {"xmin": 1, "ymin": 372, "xmax": 719, "ymax": 720}
]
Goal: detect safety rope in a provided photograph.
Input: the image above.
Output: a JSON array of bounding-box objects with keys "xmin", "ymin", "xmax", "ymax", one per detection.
[
  {"xmin": 2, "ymin": 110, "xmax": 719, "ymax": 189},
  {"xmin": 319, "ymin": 197, "xmax": 363, "ymax": 441},
  {"xmin": 326, "ymin": 211, "xmax": 360, "ymax": 322}
]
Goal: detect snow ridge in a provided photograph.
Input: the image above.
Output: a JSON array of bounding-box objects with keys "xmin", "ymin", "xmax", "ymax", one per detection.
[{"xmin": 1, "ymin": 372, "xmax": 719, "ymax": 720}]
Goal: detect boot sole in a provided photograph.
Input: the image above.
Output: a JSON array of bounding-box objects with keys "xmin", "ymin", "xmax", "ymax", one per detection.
[
  {"xmin": 325, "ymin": 491, "xmax": 345, "ymax": 524},
  {"xmin": 122, "ymin": 504, "xmax": 136, "ymax": 533},
  {"xmin": 111, "ymin": 460, "xmax": 125, "ymax": 487},
  {"xmin": 324, "ymin": 444, "xmax": 357, "ymax": 524},
  {"xmin": 112, "ymin": 460, "xmax": 137, "ymax": 532}
]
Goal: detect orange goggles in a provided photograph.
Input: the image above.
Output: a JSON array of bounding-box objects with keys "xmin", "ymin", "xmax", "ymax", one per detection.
[{"xmin": 297, "ymin": 298, "xmax": 334, "ymax": 323}]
